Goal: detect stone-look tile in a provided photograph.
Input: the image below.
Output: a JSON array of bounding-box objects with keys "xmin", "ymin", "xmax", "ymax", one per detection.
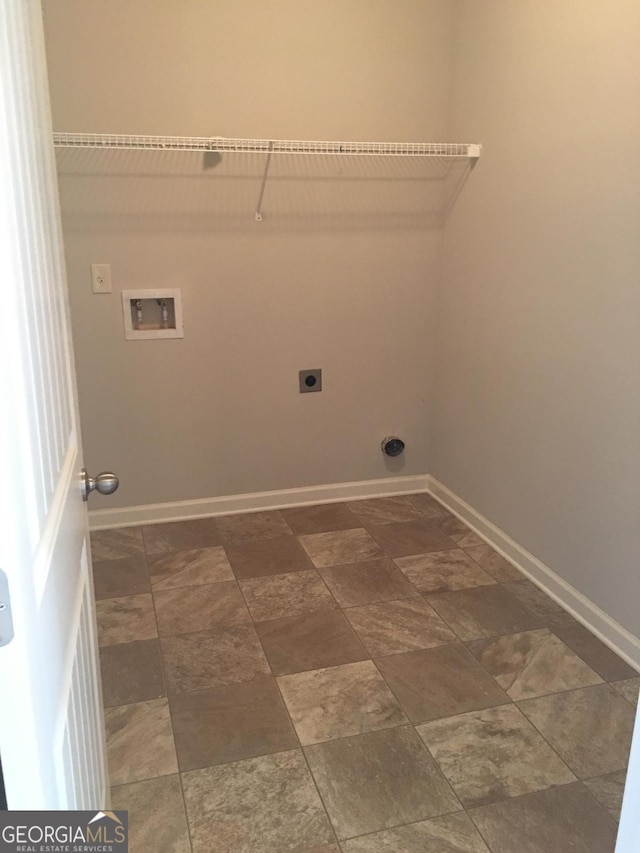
[
  {"xmin": 318, "ymin": 558, "xmax": 420, "ymax": 608},
  {"xmin": 395, "ymin": 550, "xmax": 496, "ymax": 595},
  {"xmin": 182, "ymin": 750, "xmax": 334, "ymax": 853},
  {"xmin": 551, "ymin": 621, "xmax": 639, "ymax": 681},
  {"xmin": 375, "ymin": 644, "xmax": 509, "ymax": 724},
  {"xmin": 463, "ymin": 545, "xmax": 523, "ymax": 583},
  {"xmin": 430, "ymin": 516, "xmax": 485, "ymax": 548},
  {"xmin": 90, "ymin": 527, "xmax": 144, "ymax": 561},
  {"xmin": 110, "ymin": 775, "xmax": 190, "ymax": 853},
  {"xmin": 256, "ymin": 610, "xmax": 368, "ymax": 676},
  {"xmin": 427, "ymin": 585, "xmax": 544, "ymax": 642},
  {"xmin": 105, "ymin": 698, "xmax": 177, "ymax": 786},
  {"xmin": 502, "ymin": 579, "xmax": 574, "ymax": 628},
  {"xmin": 170, "ymin": 678, "xmax": 298, "ymax": 771},
  {"xmin": 225, "ymin": 535, "xmax": 313, "ymax": 579},
  {"xmin": 368, "ymin": 521, "xmax": 457, "ymax": 558},
  {"xmin": 612, "ymin": 677, "xmax": 640, "ymax": 707},
  {"xmin": 154, "ymin": 581, "xmax": 250, "ymax": 636},
  {"xmin": 96, "ymin": 594, "xmax": 157, "ymax": 647},
  {"xmin": 216, "ymin": 510, "xmax": 293, "ymax": 545},
  {"xmin": 468, "ymin": 629, "xmax": 603, "ymax": 700},
  {"xmin": 304, "ymin": 726, "xmax": 460, "ymax": 840},
  {"xmin": 418, "ymin": 705, "xmax": 575, "ymax": 808},
  {"xmin": 148, "ymin": 546, "xmax": 233, "ymax": 591},
  {"xmin": 161, "ymin": 625, "xmax": 270, "ymax": 693},
  {"xmin": 347, "ymin": 496, "xmax": 426, "ymax": 526},
  {"xmin": 239, "ymin": 569, "xmax": 337, "ymax": 622},
  {"xmin": 342, "ymin": 811, "xmax": 491, "ymax": 852},
  {"xmin": 303, "ymin": 848, "xmax": 341, "ymax": 853},
  {"xmin": 584, "ymin": 770, "xmax": 628, "ymax": 820},
  {"xmin": 345, "ymin": 598, "xmax": 456, "ymax": 657},
  {"xmin": 468, "ymin": 781, "xmax": 618, "ymax": 853},
  {"xmin": 92, "ymin": 555, "xmax": 150, "ymax": 600},
  {"xmin": 518, "ymin": 683, "xmax": 635, "ymax": 778},
  {"xmin": 142, "ymin": 517, "xmax": 221, "ymax": 555},
  {"xmin": 299, "ymin": 529, "xmax": 383, "ymax": 568},
  {"xmin": 282, "ymin": 503, "xmax": 359, "ymax": 534},
  {"xmin": 408, "ymin": 493, "xmax": 455, "ymax": 520},
  {"xmin": 277, "ymin": 660, "xmax": 407, "ymax": 745},
  {"xmin": 100, "ymin": 639, "xmax": 165, "ymax": 707}
]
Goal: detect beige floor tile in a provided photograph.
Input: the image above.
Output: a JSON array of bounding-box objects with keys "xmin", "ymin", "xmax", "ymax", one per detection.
[
  {"xmin": 154, "ymin": 581, "xmax": 250, "ymax": 636},
  {"xmin": 96, "ymin": 594, "xmax": 157, "ymax": 647},
  {"xmin": 430, "ymin": 516, "xmax": 485, "ymax": 548},
  {"xmin": 216, "ymin": 510, "xmax": 293, "ymax": 545},
  {"xmin": 395, "ymin": 550, "xmax": 496, "ymax": 594},
  {"xmin": 277, "ymin": 660, "xmax": 407, "ymax": 745},
  {"xmin": 342, "ymin": 812, "xmax": 490, "ymax": 852},
  {"xmin": 304, "ymin": 727, "xmax": 460, "ymax": 840},
  {"xmin": 110, "ymin": 774, "xmax": 190, "ymax": 853},
  {"xmin": 105, "ymin": 698, "xmax": 177, "ymax": 786},
  {"xmin": 281, "ymin": 503, "xmax": 359, "ymax": 534},
  {"xmin": 407, "ymin": 493, "xmax": 455, "ymax": 520},
  {"xmin": 299, "ymin": 529, "xmax": 383, "ymax": 568},
  {"xmin": 318, "ymin": 558, "xmax": 419, "ymax": 607},
  {"xmin": 347, "ymin": 496, "xmax": 426, "ymax": 526},
  {"xmin": 502, "ymin": 579, "xmax": 574, "ymax": 628},
  {"xmin": 182, "ymin": 750, "xmax": 335, "ymax": 852},
  {"xmin": 418, "ymin": 704, "xmax": 575, "ymax": 807},
  {"xmin": 463, "ymin": 544, "xmax": 523, "ymax": 583},
  {"xmin": 427, "ymin": 585, "xmax": 544, "ymax": 642},
  {"xmin": 518, "ymin": 683, "xmax": 635, "ymax": 778},
  {"xmin": 142, "ymin": 518, "xmax": 221, "ymax": 555},
  {"xmin": 584, "ymin": 769, "xmax": 627, "ymax": 820},
  {"xmin": 91, "ymin": 528, "xmax": 144, "ymax": 561},
  {"xmin": 368, "ymin": 521, "xmax": 457, "ymax": 558},
  {"xmin": 468, "ymin": 628, "xmax": 603, "ymax": 700},
  {"xmin": 100, "ymin": 639, "xmax": 165, "ymax": 707},
  {"xmin": 148, "ymin": 546, "xmax": 233, "ymax": 590},
  {"xmin": 345, "ymin": 598, "xmax": 456, "ymax": 657},
  {"xmin": 239, "ymin": 569, "xmax": 337, "ymax": 622},
  {"xmin": 93, "ymin": 555, "xmax": 150, "ymax": 600},
  {"xmin": 225, "ymin": 534, "xmax": 313, "ymax": 579},
  {"xmin": 551, "ymin": 622, "xmax": 639, "ymax": 681},
  {"xmin": 612, "ymin": 677, "xmax": 640, "ymax": 707}
]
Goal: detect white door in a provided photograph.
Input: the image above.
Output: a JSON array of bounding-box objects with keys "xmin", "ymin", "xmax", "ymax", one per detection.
[{"xmin": 0, "ymin": 0, "xmax": 109, "ymax": 809}]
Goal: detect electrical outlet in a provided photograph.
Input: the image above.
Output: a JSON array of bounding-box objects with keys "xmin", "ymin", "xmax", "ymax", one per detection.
[{"xmin": 91, "ymin": 263, "xmax": 112, "ymax": 294}]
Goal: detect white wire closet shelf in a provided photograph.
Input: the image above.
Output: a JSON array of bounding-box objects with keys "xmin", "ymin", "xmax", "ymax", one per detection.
[{"xmin": 53, "ymin": 133, "xmax": 482, "ymax": 222}]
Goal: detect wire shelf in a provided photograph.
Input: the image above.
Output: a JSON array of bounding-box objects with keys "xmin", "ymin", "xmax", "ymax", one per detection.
[{"xmin": 53, "ymin": 133, "xmax": 481, "ymax": 159}]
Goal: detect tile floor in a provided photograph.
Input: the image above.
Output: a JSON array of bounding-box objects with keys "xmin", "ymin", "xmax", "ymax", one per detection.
[{"xmin": 91, "ymin": 494, "xmax": 640, "ymax": 853}]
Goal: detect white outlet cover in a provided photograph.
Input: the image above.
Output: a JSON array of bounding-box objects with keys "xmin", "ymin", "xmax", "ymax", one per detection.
[{"xmin": 91, "ymin": 263, "xmax": 112, "ymax": 294}]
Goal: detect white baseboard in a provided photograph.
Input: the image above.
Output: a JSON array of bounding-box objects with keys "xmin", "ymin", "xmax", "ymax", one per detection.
[
  {"xmin": 427, "ymin": 475, "xmax": 640, "ymax": 674},
  {"xmin": 89, "ymin": 474, "xmax": 431, "ymax": 530}
]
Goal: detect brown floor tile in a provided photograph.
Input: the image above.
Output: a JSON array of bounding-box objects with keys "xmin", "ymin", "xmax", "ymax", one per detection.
[
  {"xmin": 100, "ymin": 639, "xmax": 165, "ymax": 707},
  {"xmin": 342, "ymin": 812, "xmax": 490, "ymax": 852},
  {"xmin": 299, "ymin": 528, "xmax": 383, "ymax": 568},
  {"xmin": 468, "ymin": 628, "xmax": 602, "ymax": 700},
  {"xmin": 612, "ymin": 677, "xmax": 640, "ymax": 707},
  {"xmin": 463, "ymin": 544, "xmax": 523, "ymax": 583},
  {"xmin": 93, "ymin": 555, "xmax": 149, "ymax": 600},
  {"xmin": 161, "ymin": 625, "xmax": 270, "ymax": 693},
  {"xmin": 502, "ymin": 579, "xmax": 574, "ymax": 628},
  {"xmin": 395, "ymin": 550, "xmax": 496, "ymax": 595},
  {"xmin": 430, "ymin": 516, "xmax": 485, "ymax": 548},
  {"xmin": 518, "ymin": 683, "xmax": 635, "ymax": 779},
  {"xmin": 407, "ymin": 493, "xmax": 455, "ymax": 520},
  {"xmin": 255, "ymin": 609, "xmax": 368, "ymax": 676},
  {"xmin": 154, "ymin": 580, "xmax": 250, "ymax": 636},
  {"xmin": 226, "ymin": 535, "xmax": 313, "ymax": 579},
  {"xmin": 216, "ymin": 510, "xmax": 293, "ymax": 545},
  {"xmin": 584, "ymin": 769, "xmax": 627, "ymax": 820},
  {"xmin": 318, "ymin": 558, "xmax": 420, "ymax": 608},
  {"xmin": 282, "ymin": 503, "xmax": 359, "ymax": 534},
  {"xmin": 468, "ymin": 781, "xmax": 618, "ymax": 853},
  {"xmin": 368, "ymin": 521, "xmax": 457, "ymax": 558},
  {"xmin": 142, "ymin": 518, "xmax": 221, "ymax": 555},
  {"xmin": 239, "ymin": 569, "xmax": 337, "ymax": 621},
  {"xmin": 345, "ymin": 598, "xmax": 456, "ymax": 657},
  {"xmin": 148, "ymin": 546, "xmax": 233, "ymax": 590},
  {"xmin": 304, "ymin": 726, "xmax": 460, "ymax": 840},
  {"xmin": 182, "ymin": 750, "xmax": 335, "ymax": 852},
  {"xmin": 347, "ymin": 496, "xmax": 426, "ymax": 526},
  {"xmin": 278, "ymin": 660, "xmax": 407, "ymax": 745},
  {"xmin": 551, "ymin": 621, "xmax": 639, "ymax": 681},
  {"xmin": 91, "ymin": 528, "xmax": 144, "ymax": 561},
  {"xmin": 375, "ymin": 644, "xmax": 509, "ymax": 723},
  {"xmin": 111, "ymin": 775, "xmax": 191, "ymax": 853},
  {"xmin": 105, "ymin": 698, "xmax": 177, "ymax": 786},
  {"xmin": 96, "ymin": 594, "xmax": 157, "ymax": 647},
  {"xmin": 170, "ymin": 678, "xmax": 298, "ymax": 771},
  {"xmin": 427, "ymin": 585, "xmax": 544, "ymax": 642},
  {"xmin": 417, "ymin": 705, "xmax": 574, "ymax": 808}
]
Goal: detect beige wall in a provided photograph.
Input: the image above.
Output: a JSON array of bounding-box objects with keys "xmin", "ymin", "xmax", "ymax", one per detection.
[
  {"xmin": 434, "ymin": 0, "xmax": 640, "ymax": 634},
  {"xmin": 42, "ymin": 0, "xmax": 453, "ymax": 507}
]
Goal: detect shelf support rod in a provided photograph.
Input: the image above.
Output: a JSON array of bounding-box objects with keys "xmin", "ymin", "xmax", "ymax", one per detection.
[{"xmin": 255, "ymin": 141, "xmax": 274, "ymax": 221}]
